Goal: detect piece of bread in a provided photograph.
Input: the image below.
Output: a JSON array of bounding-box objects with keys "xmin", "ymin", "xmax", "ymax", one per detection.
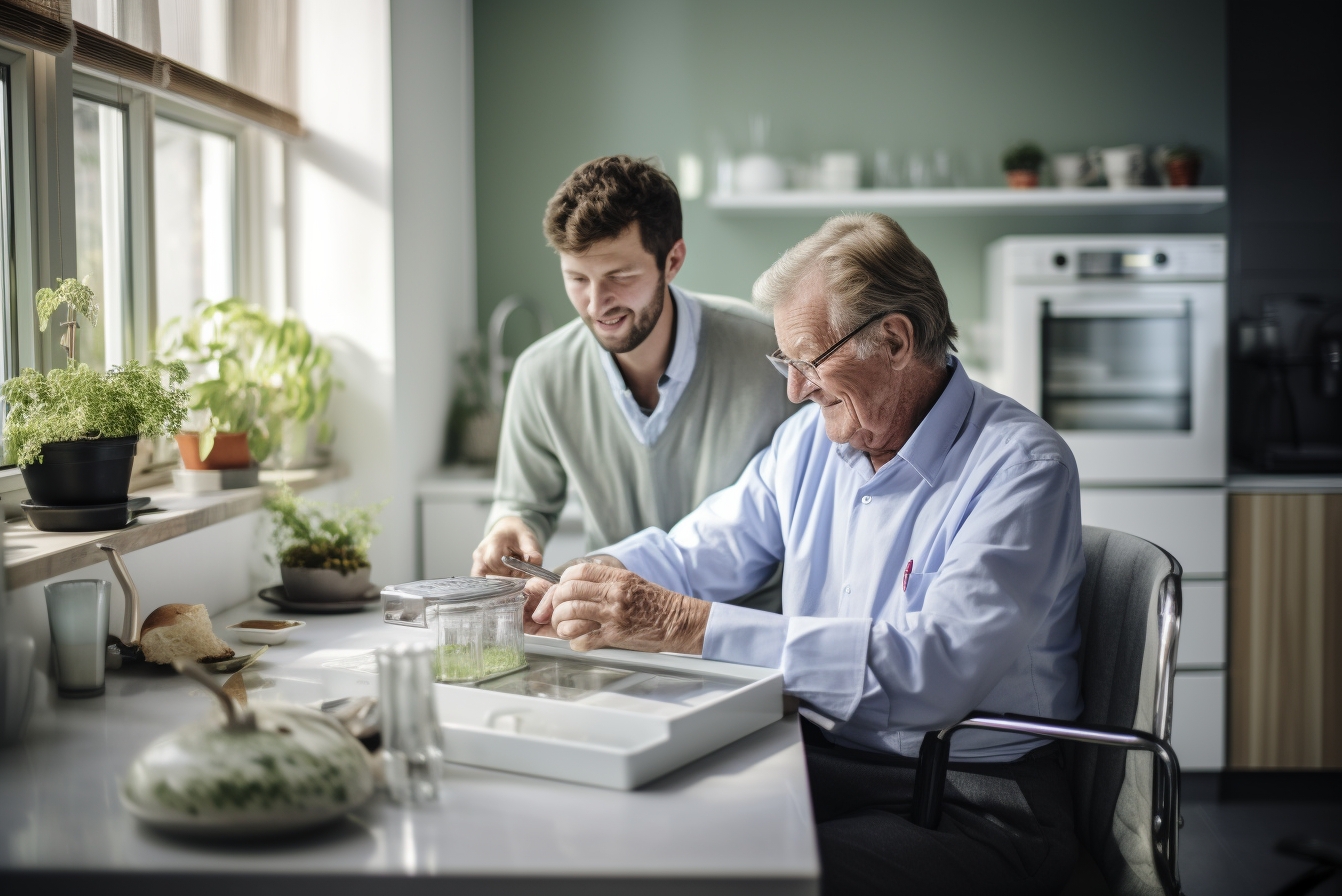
[{"xmin": 139, "ymin": 603, "xmax": 235, "ymax": 664}]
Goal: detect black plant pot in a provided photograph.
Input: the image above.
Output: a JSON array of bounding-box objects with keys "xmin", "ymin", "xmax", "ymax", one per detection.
[{"xmin": 20, "ymin": 436, "xmax": 139, "ymax": 506}]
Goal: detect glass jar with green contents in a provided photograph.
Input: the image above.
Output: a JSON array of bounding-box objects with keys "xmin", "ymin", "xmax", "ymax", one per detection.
[{"xmin": 380, "ymin": 578, "xmax": 529, "ymax": 684}]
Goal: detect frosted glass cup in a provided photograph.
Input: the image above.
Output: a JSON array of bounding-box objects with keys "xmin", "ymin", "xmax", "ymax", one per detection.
[
  {"xmin": 377, "ymin": 642, "xmax": 445, "ymax": 803},
  {"xmin": 45, "ymin": 580, "xmax": 111, "ymax": 698}
]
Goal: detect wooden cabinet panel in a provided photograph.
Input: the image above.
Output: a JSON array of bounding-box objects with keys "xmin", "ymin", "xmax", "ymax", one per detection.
[{"xmin": 1228, "ymin": 494, "xmax": 1342, "ymax": 768}]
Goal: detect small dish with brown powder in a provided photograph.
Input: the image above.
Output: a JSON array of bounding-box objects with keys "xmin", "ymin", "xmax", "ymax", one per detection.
[{"xmin": 226, "ymin": 618, "xmax": 306, "ymax": 645}]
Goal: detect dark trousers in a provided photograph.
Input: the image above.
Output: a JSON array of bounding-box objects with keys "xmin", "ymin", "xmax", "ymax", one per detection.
[{"xmin": 803, "ymin": 720, "xmax": 1078, "ymax": 896}]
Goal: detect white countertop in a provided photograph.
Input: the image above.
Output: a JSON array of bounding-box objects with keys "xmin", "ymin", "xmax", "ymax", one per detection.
[{"xmin": 0, "ymin": 598, "xmax": 819, "ymax": 893}]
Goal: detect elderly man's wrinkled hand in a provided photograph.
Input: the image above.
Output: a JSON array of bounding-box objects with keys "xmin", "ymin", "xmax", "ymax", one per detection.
[
  {"xmin": 544, "ymin": 564, "xmax": 710, "ymax": 654},
  {"xmin": 520, "ymin": 576, "xmax": 562, "ymax": 639}
]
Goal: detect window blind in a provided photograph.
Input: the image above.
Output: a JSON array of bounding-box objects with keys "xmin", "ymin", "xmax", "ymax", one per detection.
[{"xmin": 0, "ymin": 0, "xmax": 301, "ymax": 136}]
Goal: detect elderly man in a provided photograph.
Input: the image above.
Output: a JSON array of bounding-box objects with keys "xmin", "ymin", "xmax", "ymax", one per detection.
[{"xmin": 528, "ymin": 213, "xmax": 1084, "ymax": 895}]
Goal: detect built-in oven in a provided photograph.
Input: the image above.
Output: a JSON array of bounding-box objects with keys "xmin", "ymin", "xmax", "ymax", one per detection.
[{"xmin": 985, "ymin": 236, "xmax": 1227, "ymax": 485}]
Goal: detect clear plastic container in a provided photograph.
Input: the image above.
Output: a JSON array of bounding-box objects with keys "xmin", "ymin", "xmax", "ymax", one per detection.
[{"xmin": 381, "ymin": 577, "xmax": 529, "ymax": 684}]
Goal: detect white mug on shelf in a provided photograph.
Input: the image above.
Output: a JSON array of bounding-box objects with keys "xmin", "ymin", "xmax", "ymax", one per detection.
[
  {"xmin": 1052, "ymin": 153, "xmax": 1085, "ymax": 188},
  {"xmin": 735, "ymin": 153, "xmax": 786, "ymax": 194},
  {"xmin": 817, "ymin": 152, "xmax": 861, "ymax": 191},
  {"xmin": 1101, "ymin": 144, "xmax": 1146, "ymax": 189}
]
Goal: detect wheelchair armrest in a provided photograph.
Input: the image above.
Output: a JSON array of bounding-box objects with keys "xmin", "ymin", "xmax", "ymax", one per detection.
[{"xmin": 910, "ymin": 711, "xmax": 1180, "ymax": 830}]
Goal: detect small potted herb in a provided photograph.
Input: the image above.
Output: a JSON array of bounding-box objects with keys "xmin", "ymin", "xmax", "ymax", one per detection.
[
  {"xmin": 3, "ymin": 361, "xmax": 189, "ymax": 505},
  {"xmin": 4, "ymin": 283, "xmax": 189, "ymax": 506},
  {"xmin": 1002, "ymin": 141, "xmax": 1045, "ymax": 189},
  {"xmin": 1161, "ymin": 143, "xmax": 1202, "ymax": 187},
  {"xmin": 265, "ymin": 484, "xmax": 384, "ymax": 602}
]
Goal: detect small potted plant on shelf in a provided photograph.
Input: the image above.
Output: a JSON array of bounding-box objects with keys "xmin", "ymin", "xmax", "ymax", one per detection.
[
  {"xmin": 160, "ymin": 299, "xmax": 338, "ymax": 471},
  {"xmin": 1002, "ymin": 141, "xmax": 1046, "ymax": 189},
  {"xmin": 265, "ymin": 484, "xmax": 384, "ymax": 603},
  {"xmin": 1160, "ymin": 143, "xmax": 1202, "ymax": 187},
  {"xmin": 444, "ymin": 341, "xmax": 500, "ymax": 464},
  {"xmin": 3, "ymin": 282, "xmax": 189, "ymax": 510}
]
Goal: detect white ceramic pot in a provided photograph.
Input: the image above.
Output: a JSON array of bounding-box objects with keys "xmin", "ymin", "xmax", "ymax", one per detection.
[
  {"xmin": 1101, "ymin": 144, "xmax": 1146, "ymax": 189},
  {"xmin": 122, "ymin": 702, "xmax": 374, "ymax": 837},
  {"xmin": 735, "ymin": 153, "xmax": 785, "ymax": 194}
]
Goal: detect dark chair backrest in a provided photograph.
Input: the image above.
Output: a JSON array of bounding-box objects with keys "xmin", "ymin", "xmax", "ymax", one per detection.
[{"xmin": 1069, "ymin": 526, "xmax": 1182, "ymax": 896}]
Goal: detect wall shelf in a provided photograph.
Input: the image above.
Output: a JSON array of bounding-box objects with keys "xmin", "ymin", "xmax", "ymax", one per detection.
[{"xmin": 707, "ymin": 186, "xmax": 1226, "ymax": 216}]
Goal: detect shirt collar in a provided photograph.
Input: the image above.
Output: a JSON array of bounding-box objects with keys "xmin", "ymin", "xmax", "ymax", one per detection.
[
  {"xmin": 661, "ymin": 284, "xmax": 700, "ymax": 385},
  {"xmin": 896, "ymin": 356, "xmax": 973, "ymax": 485},
  {"xmin": 595, "ymin": 285, "xmax": 701, "ymax": 442},
  {"xmin": 833, "ymin": 356, "xmax": 973, "ymax": 486}
]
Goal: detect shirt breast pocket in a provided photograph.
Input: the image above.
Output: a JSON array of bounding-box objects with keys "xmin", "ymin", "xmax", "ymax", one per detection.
[{"xmin": 901, "ymin": 571, "xmax": 938, "ymax": 608}]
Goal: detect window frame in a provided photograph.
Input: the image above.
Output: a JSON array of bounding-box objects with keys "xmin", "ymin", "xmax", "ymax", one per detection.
[
  {"xmin": 0, "ymin": 45, "xmax": 290, "ymax": 495},
  {"xmin": 70, "ymin": 73, "xmax": 135, "ymax": 367}
]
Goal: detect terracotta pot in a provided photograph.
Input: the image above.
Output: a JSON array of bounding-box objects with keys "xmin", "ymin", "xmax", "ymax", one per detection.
[
  {"xmin": 175, "ymin": 431, "xmax": 252, "ymax": 470},
  {"xmin": 1006, "ymin": 169, "xmax": 1039, "ymax": 189},
  {"xmin": 280, "ymin": 565, "xmax": 373, "ymax": 603},
  {"xmin": 1164, "ymin": 157, "xmax": 1201, "ymax": 187}
]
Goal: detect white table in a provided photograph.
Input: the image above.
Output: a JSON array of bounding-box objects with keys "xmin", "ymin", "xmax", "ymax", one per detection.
[{"xmin": 0, "ymin": 598, "xmax": 819, "ymax": 894}]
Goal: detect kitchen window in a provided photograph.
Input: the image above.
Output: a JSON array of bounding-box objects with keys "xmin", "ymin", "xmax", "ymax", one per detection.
[
  {"xmin": 153, "ymin": 114, "xmax": 237, "ymax": 339},
  {"xmin": 72, "ymin": 94, "xmax": 130, "ymax": 371}
]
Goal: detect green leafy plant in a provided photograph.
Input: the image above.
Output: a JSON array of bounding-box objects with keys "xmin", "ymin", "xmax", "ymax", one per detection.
[
  {"xmin": 36, "ymin": 277, "xmax": 99, "ymax": 363},
  {"xmin": 444, "ymin": 341, "xmax": 491, "ymax": 463},
  {"xmin": 2, "ymin": 360, "xmax": 190, "ymax": 466},
  {"xmin": 1002, "ymin": 141, "xmax": 1046, "ymax": 173},
  {"xmin": 1165, "ymin": 143, "xmax": 1201, "ymax": 163},
  {"xmin": 264, "ymin": 483, "xmax": 384, "ymax": 573},
  {"xmin": 159, "ymin": 299, "xmax": 338, "ymax": 464}
]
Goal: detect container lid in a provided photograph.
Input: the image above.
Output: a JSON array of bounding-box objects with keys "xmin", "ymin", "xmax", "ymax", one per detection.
[{"xmin": 382, "ymin": 577, "xmax": 526, "ymax": 603}]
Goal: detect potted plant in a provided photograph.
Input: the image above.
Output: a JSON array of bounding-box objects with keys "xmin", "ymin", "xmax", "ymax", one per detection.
[
  {"xmin": 1161, "ymin": 143, "xmax": 1202, "ymax": 187},
  {"xmin": 1002, "ymin": 141, "xmax": 1045, "ymax": 188},
  {"xmin": 444, "ymin": 341, "xmax": 500, "ymax": 464},
  {"xmin": 3, "ymin": 360, "xmax": 189, "ymax": 506},
  {"xmin": 265, "ymin": 484, "xmax": 384, "ymax": 602},
  {"xmin": 257, "ymin": 314, "xmax": 337, "ymax": 469},
  {"xmin": 160, "ymin": 299, "xmax": 338, "ymax": 471}
]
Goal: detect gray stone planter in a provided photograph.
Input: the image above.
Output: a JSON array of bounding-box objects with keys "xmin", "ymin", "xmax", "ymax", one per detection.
[{"xmin": 280, "ymin": 565, "xmax": 372, "ymax": 602}]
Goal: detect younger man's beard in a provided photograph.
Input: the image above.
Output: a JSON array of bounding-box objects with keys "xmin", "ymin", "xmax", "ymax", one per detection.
[{"xmin": 588, "ymin": 274, "xmax": 666, "ymax": 354}]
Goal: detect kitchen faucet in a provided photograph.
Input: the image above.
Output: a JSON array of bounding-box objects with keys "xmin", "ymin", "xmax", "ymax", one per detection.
[{"xmin": 487, "ymin": 296, "xmax": 552, "ymax": 407}]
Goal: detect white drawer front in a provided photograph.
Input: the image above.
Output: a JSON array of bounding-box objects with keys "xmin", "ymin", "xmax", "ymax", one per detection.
[
  {"xmin": 421, "ymin": 496, "xmax": 493, "ymax": 578},
  {"xmin": 1177, "ymin": 581, "xmax": 1225, "ymax": 668},
  {"xmin": 1172, "ymin": 670, "xmax": 1225, "ymax": 770},
  {"xmin": 1080, "ymin": 488, "xmax": 1226, "ymax": 576}
]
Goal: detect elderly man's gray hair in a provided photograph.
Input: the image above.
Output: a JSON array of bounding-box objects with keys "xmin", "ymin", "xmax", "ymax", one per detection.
[{"xmin": 752, "ymin": 213, "xmax": 958, "ymax": 364}]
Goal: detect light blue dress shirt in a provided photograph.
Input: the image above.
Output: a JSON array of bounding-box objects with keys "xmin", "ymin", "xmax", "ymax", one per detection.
[
  {"xmin": 598, "ymin": 284, "xmax": 701, "ymax": 446},
  {"xmin": 605, "ymin": 358, "xmax": 1086, "ymax": 761}
]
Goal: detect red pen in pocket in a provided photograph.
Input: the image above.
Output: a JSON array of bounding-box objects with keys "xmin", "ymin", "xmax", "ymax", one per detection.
[{"xmin": 902, "ymin": 559, "xmax": 913, "ymax": 592}]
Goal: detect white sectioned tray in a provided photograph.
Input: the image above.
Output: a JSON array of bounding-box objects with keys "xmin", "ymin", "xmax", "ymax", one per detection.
[{"xmin": 279, "ymin": 635, "xmax": 783, "ymax": 790}]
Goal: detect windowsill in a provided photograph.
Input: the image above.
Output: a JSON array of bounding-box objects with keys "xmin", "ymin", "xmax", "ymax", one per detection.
[{"xmin": 3, "ymin": 463, "xmax": 347, "ymax": 589}]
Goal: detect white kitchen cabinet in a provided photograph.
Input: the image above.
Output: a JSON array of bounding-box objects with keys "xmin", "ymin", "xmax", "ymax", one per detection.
[
  {"xmin": 420, "ymin": 475, "xmax": 494, "ymax": 578},
  {"xmin": 1080, "ymin": 487, "xmax": 1227, "ymax": 577},
  {"xmin": 418, "ymin": 472, "xmax": 586, "ymax": 578},
  {"xmin": 1177, "ymin": 581, "xmax": 1226, "ymax": 668},
  {"xmin": 1172, "ymin": 670, "xmax": 1226, "ymax": 770}
]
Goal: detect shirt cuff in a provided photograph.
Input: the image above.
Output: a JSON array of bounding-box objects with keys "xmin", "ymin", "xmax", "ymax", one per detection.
[{"xmin": 702, "ymin": 602, "xmax": 788, "ymax": 668}]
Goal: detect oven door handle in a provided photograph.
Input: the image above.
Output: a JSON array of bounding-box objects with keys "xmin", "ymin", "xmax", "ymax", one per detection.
[{"xmin": 1043, "ymin": 298, "xmax": 1190, "ymax": 318}]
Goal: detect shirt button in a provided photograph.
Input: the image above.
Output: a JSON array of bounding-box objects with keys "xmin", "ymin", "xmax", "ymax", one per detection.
[
  {"xmin": 861, "ymin": 495, "xmax": 872, "ymax": 504},
  {"xmin": 844, "ymin": 585, "xmax": 851, "ymax": 594}
]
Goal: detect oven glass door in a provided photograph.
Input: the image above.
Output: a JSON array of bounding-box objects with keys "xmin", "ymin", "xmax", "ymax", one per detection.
[{"xmin": 1041, "ymin": 299, "xmax": 1192, "ymax": 432}]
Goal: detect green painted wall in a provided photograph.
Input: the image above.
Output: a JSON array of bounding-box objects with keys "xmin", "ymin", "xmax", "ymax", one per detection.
[{"xmin": 474, "ymin": 0, "xmax": 1226, "ymax": 347}]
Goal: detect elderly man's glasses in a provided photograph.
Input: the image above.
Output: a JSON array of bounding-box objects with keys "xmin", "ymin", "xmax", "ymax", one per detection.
[{"xmin": 767, "ymin": 312, "xmax": 887, "ymax": 387}]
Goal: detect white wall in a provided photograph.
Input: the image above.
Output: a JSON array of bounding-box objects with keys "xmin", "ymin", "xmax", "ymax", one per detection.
[
  {"xmin": 390, "ymin": 0, "xmax": 478, "ymax": 578},
  {"xmin": 289, "ymin": 0, "xmax": 404, "ymax": 578},
  {"xmin": 290, "ymin": 0, "xmax": 477, "ymax": 583}
]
